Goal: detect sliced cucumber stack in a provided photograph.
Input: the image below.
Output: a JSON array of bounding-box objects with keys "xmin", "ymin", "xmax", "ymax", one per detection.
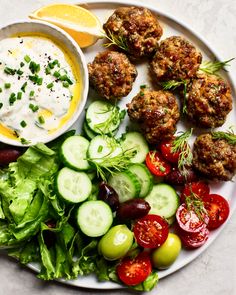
[
  {"xmin": 83, "ymin": 121, "xmax": 97, "ymax": 140},
  {"xmin": 56, "ymin": 167, "xmax": 92, "ymax": 204},
  {"xmin": 145, "ymin": 183, "xmax": 179, "ymax": 219},
  {"xmin": 60, "ymin": 135, "xmax": 91, "ymax": 171},
  {"xmin": 108, "ymin": 171, "xmax": 141, "ymax": 203},
  {"xmin": 129, "ymin": 164, "xmax": 153, "ymax": 198},
  {"xmin": 77, "ymin": 200, "xmax": 113, "ymax": 237},
  {"xmin": 120, "ymin": 132, "xmax": 149, "ymax": 163},
  {"xmin": 86, "ymin": 100, "xmax": 125, "ymax": 135}
]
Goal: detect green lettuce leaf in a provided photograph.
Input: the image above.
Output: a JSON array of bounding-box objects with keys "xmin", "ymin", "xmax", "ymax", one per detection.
[{"xmin": 132, "ymin": 271, "xmax": 159, "ymax": 292}]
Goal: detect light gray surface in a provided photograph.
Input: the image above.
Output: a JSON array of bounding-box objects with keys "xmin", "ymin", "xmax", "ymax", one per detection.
[{"xmin": 0, "ymin": 0, "xmax": 236, "ymax": 294}]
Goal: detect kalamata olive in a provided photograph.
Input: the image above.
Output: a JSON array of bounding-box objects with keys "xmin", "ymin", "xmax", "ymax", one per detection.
[
  {"xmin": 0, "ymin": 148, "xmax": 21, "ymax": 166},
  {"xmin": 117, "ymin": 198, "xmax": 151, "ymax": 221},
  {"xmin": 164, "ymin": 166, "xmax": 197, "ymax": 185},
  {"xmin": 98, "ymin": 182, "xmax": 119, "ymax": 211}
]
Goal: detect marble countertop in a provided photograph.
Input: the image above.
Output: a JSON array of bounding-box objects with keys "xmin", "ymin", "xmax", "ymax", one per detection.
[{"xmin": 0, "ymin": 0, "xmax": 236, "ymax": 294}]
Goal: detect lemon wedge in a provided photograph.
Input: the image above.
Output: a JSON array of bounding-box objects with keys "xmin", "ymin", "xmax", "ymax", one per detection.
[{"xmin": 29, "ymin": 3, "xmax": 103, "ymax": 48}]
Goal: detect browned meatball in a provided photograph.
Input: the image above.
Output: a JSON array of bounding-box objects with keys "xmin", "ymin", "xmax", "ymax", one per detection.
[
  {"xmin": 103, "ymin": 6, "xmax": 163, "ymax": 58},
  {"xmin": 127, "ymin": 89, "xmax": 180, "ymax": 143},
  {"xmin": 150, "ymin": 36, "xmax": 202, "ymax": 81},
  {"xmin": 185, "ymin": 73, "xmax": 232, "ymax": 128},
  {"xmin": 88, "ymin": 50, "xmax": 137, "ymax": 100},
  {"xmin": 193, "ymin": 133, "xmax": 236, "ymax": 181}
]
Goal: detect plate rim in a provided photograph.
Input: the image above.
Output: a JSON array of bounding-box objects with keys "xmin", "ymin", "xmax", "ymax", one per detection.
[{"xmin": 20, "ymin": 0, "xmax": 236, "ymax": 290}]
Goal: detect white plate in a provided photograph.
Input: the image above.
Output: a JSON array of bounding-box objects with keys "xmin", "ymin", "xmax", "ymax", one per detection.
[{"xmin": 28, "ymin": 0, "xmax": 236, "ymax": 290}]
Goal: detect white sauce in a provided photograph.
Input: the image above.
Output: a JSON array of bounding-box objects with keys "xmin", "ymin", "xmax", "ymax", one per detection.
[{"xmin": 0, "ymin": 36, "xmax": 76, "ymax": 142}]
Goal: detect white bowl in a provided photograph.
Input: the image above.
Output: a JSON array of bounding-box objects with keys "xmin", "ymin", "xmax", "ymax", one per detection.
[{"xmin": 0, "ymin": 20, "xmax": 89, "ymax": 146}]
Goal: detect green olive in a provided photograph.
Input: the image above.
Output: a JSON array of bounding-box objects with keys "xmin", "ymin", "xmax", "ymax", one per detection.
[
  {"xmin": 98, "ymin": 225, "xmax": 133, "ymax": 261},
  {"xmin": 152, "ymin": 233, "xmax": 181, "ymax": 269}
]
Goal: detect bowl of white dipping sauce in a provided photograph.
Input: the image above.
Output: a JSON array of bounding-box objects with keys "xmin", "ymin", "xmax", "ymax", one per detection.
[{"xmin": 0, "ymin": 21, "xmax": 88, "ymax": 146}]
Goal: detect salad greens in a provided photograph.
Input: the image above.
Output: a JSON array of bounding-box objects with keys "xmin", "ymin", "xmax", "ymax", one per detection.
[{"xmin": 0, "ymin": 132, "xmax": 158, "ymax": 291}]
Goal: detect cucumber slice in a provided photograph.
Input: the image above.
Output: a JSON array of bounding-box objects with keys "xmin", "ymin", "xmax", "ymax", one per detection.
[
  {"xmin": 129, "ymin": 164, "xmax": 153, "ymax": 198},
  {"xmin": 120, "ymin": 132, "xmax": 149, "ymax": 163},
  {"xmin": 60, "ymin": 135, "xmax": 91, "ymax": 171},
  {"xmin": 86, "ymin": 100, "xmax": 121, "ymax": 134},
  {"xmin": 145, "ymin": 184, "xmax": 179, "ymax": 219},
  {"xmin": 83, "ymin": 121, "xmax": 97, "ymax": 140},
  {"xmin": 108, "ymin": 171, "xmax": 141, "ymax": 203},
  {"xmin": 56, "ymin": 167, "xmax": 92, "ymax": 203},
  {"xmin": 88, "ymin": 135, "xmax": 122, "ymax": 163},
  {"xmin": 77, "ymin": 200, "xmax": 113, "ymax": 237}
]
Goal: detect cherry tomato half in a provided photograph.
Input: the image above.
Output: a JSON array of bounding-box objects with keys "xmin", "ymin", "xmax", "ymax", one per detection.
[
  {"xmin": 133, "ymin": 214, "xmax": 169, "ymax": 248},
  {"xmin": 160, "ymin": 139, "xmax": 181, "ymax": 163},
  {"xmin": 181, "ymin": 181, "xmax": 210, "ymax": 203},
  {"xmin": 201, "ymin": 194, "xmax": 230, "ymax": 230},
  {"xmin": 117, "ymin": 252, "xmax": 152, "ymax": 286},
  {"xmin": 177, "ymin": 226, "xmax": 209, "ymax": 249},
  {"xmin": 176, "ymin": 204, "xmax": 209, "ymax": 233},
  {"xmin": 146, "ymin": 151, "xmax": 171, "ymax": 177}
]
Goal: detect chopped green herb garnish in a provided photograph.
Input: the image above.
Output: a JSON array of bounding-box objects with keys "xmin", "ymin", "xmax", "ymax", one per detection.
[
  {"xmin": 20, "ymin": 120, "xmax": 27, "ymax": 128},
  {"xmin": 17, "ymin": 92, "xmax": 22, "ymax": 100},
  {"xmin": 29, "ymin": 90, "xmax": 35, "ymax": 97},
  {"xmin": 20, "ymin": 62, "xmax": 25, "ymax": 67},
  {"xmin": 21, "ymin": 82, "xmax": 27, "ymax": 92},
  {"xmin": 0, "ymin": 88, "xmax": 2, "ymax": 93},
  {"xmin": 9, "ymin": 93, "xmax": 16, "ymax": 105},
  {"xmin": 4, "ymin": 83, "xmax": 11, "ymax": 89},
  {"xmin": 48, "ymin": 62, "xmax": 55, "ymax": 69},
  {"xmin": 16, "ymin": 69, "xmax": 23, "ymax": 76},
  {"xmin": 4, "ymin": 67, "xmax": 16, "ymax": 75},
  {"xmin": 59, "ymin": 74, "xmax": 67, "ymax": 81},
  {"xmin": 38, "ymin": 116, "xmax": 45, "ymax": 124},
  {"xmin": 52, "ymin": 59, "xmax": 60, "ymax": 67},
  {"xmin": 20, "ymin": 137, "xmax": 30, "ymax": 144},
  {"xmin": 0, "ymin": 103, "xmax": 3, "ymax": 109},
  {"xmin": 159, "ymin": 165, "xmax": 166, "ymax": 172},
  {"xmin": 29, "ymin": 61, "xmax": 40, "ymax": 74},
  {"xmin": 24, "ymin": 55, "xmax": 31, "ymax": 63},
  {"xmin": 140, "ymin": 91, "xmax": 144, "ymax": 96},
  {"xmin": 29, "ymin": 103, "xmax": 39, "ymax": 112},
  {"xmin": 37, "ymin": 77, "xmax": 43, "ymax": 85},
  {"xmin": 140, "ymin": 84, "xmax": 147, "ymax": 89},
  {"xmin": 63, "ymin": 81, "xmax": 69, "ymax": 88},
  {"xmin": 53, "ymin": 71, "xmax": 60, "ymax": 78},
  {"xmin": 98, "ymin": 145, "xmax": 103, "ymax": 153},
  {"xmin": 47, "ymin": 82, "xmax": 54, "ymax": 89},
  {"xmin": 45, "ymin": 67, "xmax": 51, "ymax": 75},
  {"xmin": 29, "ymin": 75, "xmax": 43, "ymax": 85}
]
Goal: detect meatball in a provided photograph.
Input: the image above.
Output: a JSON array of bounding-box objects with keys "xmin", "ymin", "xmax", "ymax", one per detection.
[
  {"xmin": 103, "ymin": 6, "xmax": 163, "ymax": 58},
  {"xmin": 150, "ymin": 36, "xmax": 202, "ymax": 81},
  {"xmin": 88, "ymin": 50, "xmax": 137, "ymax": 100},
  {"xmin": 185, "ymin": 73, "xmax": 232, "ymax": 128},
  {"xmin": 127, "ymin": 89, "xmax": 180, "ymax": 143},
  {"xmin": 193, "ymin": 133, "xmax": 236, "ymax": 181}
]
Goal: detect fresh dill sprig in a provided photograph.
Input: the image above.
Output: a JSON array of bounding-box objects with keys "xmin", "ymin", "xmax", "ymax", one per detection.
[
  {"xmin": 103, "ymin": 29, "xmax": 129, "ymax": 51},
  {"xmin": 199, "ymin": 58, "xmax": 234, "ymax": 75},
  {"xmin": 88, "ymin": 148, "xmax": 137, "ymax": 181},
  {"xmin": 159, "ymin": 80, "xmax": 188, "ymax": 114},
  {"xmin": 185, "ymin": 194, "xmax": 206, "ymax": 222},
  {"xmin": 211, "ymin": 128, "xmax": 236, "ymax": 145},
  {"xmin": 159, "ymin": 80, "xmax": 185, "ymax": 90},
  {"xmin": 172, "ymin": 128, "xmax": 193, "ymax": 175},
  {"xmin": 94, "ymin": 104, "xmax": 126, "ymax": 134}
]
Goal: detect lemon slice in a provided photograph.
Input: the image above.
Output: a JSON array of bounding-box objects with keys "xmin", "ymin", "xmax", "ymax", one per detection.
[{"xmin": 29, "ymin": 3, "xmax": 103, "ymax": 48}]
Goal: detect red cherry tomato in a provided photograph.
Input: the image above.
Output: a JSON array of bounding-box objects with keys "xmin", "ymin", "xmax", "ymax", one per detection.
[
  {"xmin": 117, "ymin": 252, "xmax": 152, "ymax": 286},
  {"xmin": 133, "ymin": 214, "xmax": 169, "ymax": 248},
  {"xmin": 176, "ymin": 204, "xmax": 209, "ymax": 233},
  {"xmin": 201, "ymin": 194, "xmax": 230, "ymax": 230},
  {"xmin": 160, "ymin": 139, "xmax": 180, "ymax": 163},
  {"xmin": 145, "ymin": 151, "xmax": 171, "ymax": 177},
  {"xmin": 181, "ymin": 181, "xmax": 210, "ymax": 203},
  {"xmin": 178, "ymin": 226, "xmax": 209, "ymax": 248}
]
